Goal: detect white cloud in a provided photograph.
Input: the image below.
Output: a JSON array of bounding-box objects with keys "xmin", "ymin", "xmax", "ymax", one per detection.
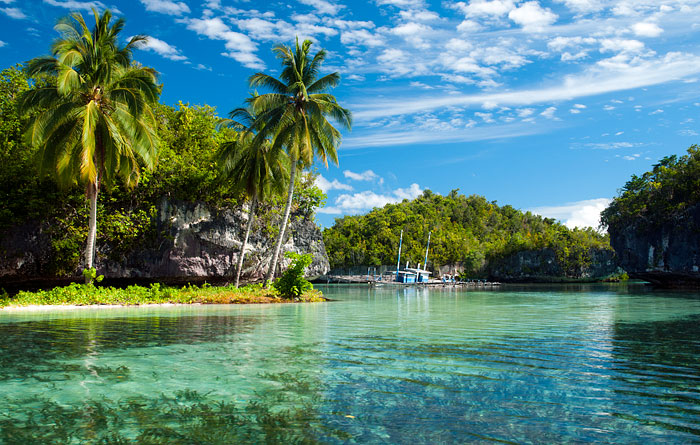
[
  {"xmin": 454, "ymin": 0, "xmax": 514, "ymax": 17},
  {"xmin": 343, "ymin": 122, "xmax": 544, "ymax": 149},
  {"xmin": 185, "ymin": 17, "xmax": 264, "ymax": 69},
  {"xmin": 679, "ymin": 129, "xmax": 699, "ymax": 136},
  {"xmin": 554, "ymin": 0, "xmax": 604, "ymax": 14},
  {"xmin": 43, "ymin": 0, "xmax": 108, "ymax": 10},
  {"xmin": 0, "ymin": 40, "xmax": 5, "ymax": 48},
  {"xmin": 133, "ymin": 36, "xmax": 187, "ymax": 61},
  {"xmin": 574, "ymin": 141, "xmax": 641, "ymax": 150},
  {"xmin": 649, "ymin": 108, "xmax": 663, "ymax": 114},
  {"xmin": 508, "ymin": 1, "xmax": 557, "ymax": 31},
  {"xmin": 344, "ymin": 169, "xmax": 381, "ymax": 182},
  {"xmin": 333, "ymin": 183, "xmax": 423, "ymax": 212},
  {"xmin": 341, "ymin": 28, "xmax": 385, "ymax": 47},
  {"xmin": 600, "ymin": 38, "xmax": 645, "ymax": 54},
  {"xmin": 315, "ymin": 174, "xmax": 353, "ymax": 192},
  {"xmin": 376, "ymin": 0, "xmax": 426, "ymax": 9},
  {"xmin": 573, "ymin": 103, "xmax": 586, "ymax": 108},
  {"xmin": 621, "ymin": 153, "xmax": 640, "ymax": 160},
  {"xmin": 351, "ymin": 52, "xmax": 700, "ymax": 121},
  {"xmin": 140, "ymin": 0, "xmax": 190, "ymax": 15},
  {"xmin": 299, "ymin": 0, "xmax": 343, "ymax": 15},
  {"xmin": 632, "ymin": 21, "xmax": 663, "ymax": 37},
  {"xmin": 530, "ymin": 198, "xmax": 611, "ymax": 230},
  {"xmin": 1, "ymin": 7, "xmax": 25, "ymax": 18},
  {"xmin": 540, "ymin": 106, "xmax": 557, "ymax": 119}
]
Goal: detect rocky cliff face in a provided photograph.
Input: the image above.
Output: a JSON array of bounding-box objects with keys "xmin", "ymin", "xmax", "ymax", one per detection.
[
  {"xmin": 608, "ymin": 204, "xmax": 700, "ymax": 286},
  {"xmin": 0, "ymin": 198, "xmax": 330, "ymax": 285},
  {"xmin": 487, "ymin": 248, "xmax": 620, "ymax": 282}
]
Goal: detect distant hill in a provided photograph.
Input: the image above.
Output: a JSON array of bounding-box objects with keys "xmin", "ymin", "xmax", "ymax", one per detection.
[{"xmin": 323, "ymin": 190, "xmax": 616, "ymax": 280}]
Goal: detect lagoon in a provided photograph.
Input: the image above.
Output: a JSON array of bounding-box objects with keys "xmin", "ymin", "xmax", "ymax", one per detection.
[{"xmin": 1, "ymin": 284, "xmax": 700, "ymax": 443}]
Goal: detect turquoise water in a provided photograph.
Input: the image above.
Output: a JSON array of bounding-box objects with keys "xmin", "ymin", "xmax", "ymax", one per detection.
[{"xmin": 1, "ymin": 284, "xmax": 700, "ymax": 443}]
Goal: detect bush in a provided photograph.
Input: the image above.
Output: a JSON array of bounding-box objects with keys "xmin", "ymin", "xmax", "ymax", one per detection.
[{"xmin": 273, "ymin": 252, "xmax": 314, "ymax": 299}]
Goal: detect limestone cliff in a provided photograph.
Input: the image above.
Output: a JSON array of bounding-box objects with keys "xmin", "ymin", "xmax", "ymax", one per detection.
[
  {"xmin": 0, "ymin": 198, "xmax": 330, "ymax": 285},
  {"xmin": 608, "ymin": 204, "xmax": 700, "ymax": 286},
  {"xmin": 487, "ymin": 248, "xmax": 621, "ymax": 282}
]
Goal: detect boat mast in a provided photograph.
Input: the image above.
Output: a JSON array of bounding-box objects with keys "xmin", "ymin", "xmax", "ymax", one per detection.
[
  {"xmin": 423, "ymin": 231, "xmax": 431, "ymax": 271},
  {"xmin": 396, "ymin": 229, "xmax": 403, "ymax": 281}
]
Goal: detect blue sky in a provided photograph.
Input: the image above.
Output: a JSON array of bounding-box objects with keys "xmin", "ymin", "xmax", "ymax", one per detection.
[{"xmin": 1, "ymin": 0, "xmax": 700, "ymax": 228}]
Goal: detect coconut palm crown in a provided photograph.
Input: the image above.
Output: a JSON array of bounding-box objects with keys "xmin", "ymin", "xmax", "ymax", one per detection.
[
  {"xmin": 217, "ymin": 103, "xmax": 288, "ymax": 287},
  {"xmin": 247, "ymin": 38, "xmax": 352, "ymax": 286},
  {"xmin": 20, "ymin": 8, "xmax": 160, "ymax": 274}
]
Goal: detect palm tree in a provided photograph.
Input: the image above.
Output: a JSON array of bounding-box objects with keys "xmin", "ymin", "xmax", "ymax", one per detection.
[
  {"xmin": 248, "ymin": 38, "xmax": 352, "ymax": 286},
  {"xmin": 217, "ymin": 104, "xmax": 288, "ymax": 287},
  {"xmin": 20, "ymin": 8, "xmax": 160, "ymax": 279}
]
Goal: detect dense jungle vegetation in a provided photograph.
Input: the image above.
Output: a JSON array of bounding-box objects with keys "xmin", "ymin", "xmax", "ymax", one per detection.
[
  {"xmin": 322, "ymin": 190, "xmax": 612, "ymax": 277},
  {"xmin": 601, "ymin": 145, "xmax": 700, "ymax": 231},
  {"xmin": 0, "ymin": 65, "xmax": 323, "ymax": 276}
]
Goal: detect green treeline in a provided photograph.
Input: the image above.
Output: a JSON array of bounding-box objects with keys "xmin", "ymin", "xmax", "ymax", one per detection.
[
  {"xmin": 601, "ymin": 145, "xmax": 700, "ymax": 230},
  {"xmin": 323, "ymin": 190, "xmax": 611, "ymax": 277},
  {"xmin": 0, "ymin": 65, "xmax": 323, "ymax": 276}
]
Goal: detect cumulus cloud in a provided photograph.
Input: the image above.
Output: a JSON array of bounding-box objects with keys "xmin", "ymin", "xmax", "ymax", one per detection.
[
  {"xmin": 1, "ymin": 6, "xmax": 25, "ymax": 18},
  {"xmin": 508, "ymin": 1, "xmax": 557, "ymax": 31},
  {"xmin": 140, "ymin": 0, "xmax": 190, "ymax": 15},
  {"xmin": 540, "ymin": 106, "xmax": 557, "ymax": 119},
  {"xmin": 344, "ymin": 169, "xmax": 381, "ymax": 182},
  {"xmin": 315, "ymin": 174, "xmax": 353, "ymax": 192},
  {"xmin": 330, "ymin": 183, "xmax": 424, "ymax": 213},
  {"xmin": 133, "ymin": 36, "xmax": 187, "ymax": 61},
  {"xmin": 185, "ymin": 17, "xmax": 264, "ymax": 69},
  {"xmin": 454, "ymin": 0, "xmax": 514, "ymax": 17},
  {"xmin": 299, "ymin": 0, "xmax": 343, "ymax": 15},
  {"xmin": 43, "ymin": 0, "xmax": 109, "ymax": 11},
  {"xmin": 530, "ymin": 198, "xmax": 611, "ymax": 230},
  {"xmin": 632, "ymin": 21, "xmax": 663, "ymax": 37}
]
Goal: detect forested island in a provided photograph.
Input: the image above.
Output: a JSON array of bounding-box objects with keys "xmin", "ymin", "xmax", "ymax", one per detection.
[
  {"xmin": 602, "ymin": 146, "xmax": 700, "ymax": 286},
  {"xmin": 323, "ymin": 190, "xmax": 619, "ymax": 282}
]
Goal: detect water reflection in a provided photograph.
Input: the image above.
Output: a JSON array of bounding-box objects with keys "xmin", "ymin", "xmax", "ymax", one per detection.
[{"xmin": 0, "ymin": 286, "xmax": 700, "ymax": 442}]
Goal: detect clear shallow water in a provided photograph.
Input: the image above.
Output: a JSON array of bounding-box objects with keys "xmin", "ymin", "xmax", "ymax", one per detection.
[{"xmin": 1, "ymin": 284, "xmax": 700, "ymax": 443}]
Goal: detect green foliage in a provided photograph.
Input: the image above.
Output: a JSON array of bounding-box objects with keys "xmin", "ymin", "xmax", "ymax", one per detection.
[
  {"xmin": 0, "ymin": 65, "xmax": 324, "ymax": 278},
  {"xmin": 82, "ymin": 267, "xmax": 104, "ymax": 284},
  {"xmin": 0, "ymin": 282, "xmax": 293, "ymax": 307},
  {"xmin": 273, "ymin": 252, "xmax": 315, "ymax": 299},
  {"xmin": 601, "ymin": 146, "xmax": 700, "ymax": 231},
  {"xmin": 323, "ymin": 190, "xmax": 611, "ymax": 277}
]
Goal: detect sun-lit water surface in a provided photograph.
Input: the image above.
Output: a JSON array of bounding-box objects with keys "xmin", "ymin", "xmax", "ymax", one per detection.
[{"xmin": 1, "ymin": 284, "xmax": 700, "ymax": 443}]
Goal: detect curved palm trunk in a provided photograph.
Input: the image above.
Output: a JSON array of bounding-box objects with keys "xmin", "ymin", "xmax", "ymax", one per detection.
[
  {"xmin": 235, "ymin": 196, "xmax": 257, "ymax": 288},
  {"xmin": 84, "ymin": 178, "xmax": 98, "ymax": 280},
  {"xmin": 264, "ymin": 159, "xmax": 297, "ymax": 287}
]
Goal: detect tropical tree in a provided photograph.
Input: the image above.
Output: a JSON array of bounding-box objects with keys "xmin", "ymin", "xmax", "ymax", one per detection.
[
  {"xmin": 217, "ymin": 103, "xmax": 288, "ymax": 287},
  {"xmin": 248, "ymin": 38, "xmax": 352, "ymax": 286},
  {"xmin": 20, "ymin": 8, "xmax": 160, "ymax": 279}
]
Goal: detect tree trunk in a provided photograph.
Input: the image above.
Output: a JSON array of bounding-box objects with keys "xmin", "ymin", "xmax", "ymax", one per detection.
[
  {"xmin": 235, "ymin": 196, "xmax": 257, "ymax": 288},
  {"xmin": 264, "ymin": 159, "xmax": 297, "ymax": 287},
  {"xmin": 84, "ymin": 178, "xmax": 99, "ymax": 281}
]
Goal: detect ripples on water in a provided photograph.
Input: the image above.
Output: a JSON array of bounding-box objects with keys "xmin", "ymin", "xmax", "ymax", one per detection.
[{"xmin": 0, "ymin": 284, "xmax": 699, "ymax": 443}]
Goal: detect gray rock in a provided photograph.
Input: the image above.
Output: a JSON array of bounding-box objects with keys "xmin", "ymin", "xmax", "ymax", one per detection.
[
  {"xmin": 608, "ymin": 204, "xmax": 700, "ymax": 286},
  {"xmin": 488, "ymin": 248, "xmax": 620, "ymax": 282},
  {"xmin": 0, "ymin": 198, "xmax": 330, "ymax": 284}
]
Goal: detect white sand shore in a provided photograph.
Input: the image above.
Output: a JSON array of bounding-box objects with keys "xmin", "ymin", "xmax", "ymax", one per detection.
[{"xmin": 0, "ymin": 302, "xmax": 204, "ymax": 312}]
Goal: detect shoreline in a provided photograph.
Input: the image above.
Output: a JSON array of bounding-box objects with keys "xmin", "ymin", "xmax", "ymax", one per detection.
[{"xmin": 0, "ymin": 298, "xmax": 329, "ymax": 312}]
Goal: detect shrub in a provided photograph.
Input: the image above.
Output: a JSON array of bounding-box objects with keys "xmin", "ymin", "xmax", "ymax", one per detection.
[{"xmin": 273, "ymin": 252, "xmax": 314, "ymax": 299}]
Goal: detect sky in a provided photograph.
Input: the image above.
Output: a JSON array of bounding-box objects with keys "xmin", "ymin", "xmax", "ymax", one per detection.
[{"xmin": 1, "ymin": 0, "xmax": 700, "ymax": 229}]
